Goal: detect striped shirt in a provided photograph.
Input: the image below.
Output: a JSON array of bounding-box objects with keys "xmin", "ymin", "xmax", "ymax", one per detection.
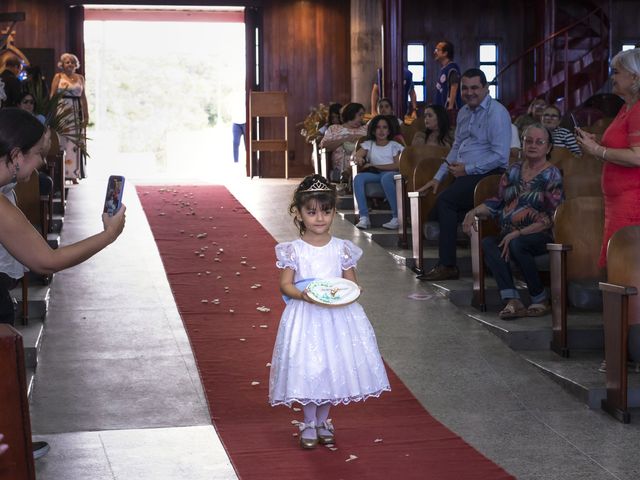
[{"xmin": 551, "ymin": 127, "xmax": 581, "ymax": 156}]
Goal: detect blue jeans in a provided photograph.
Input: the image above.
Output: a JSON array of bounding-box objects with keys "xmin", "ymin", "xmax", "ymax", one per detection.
[
  {"xmin": 482, "ymin": 232, "xmax": 551, "ymax": 303},
  {"xmin": 232, "ymin": 123, "xmax": 246, "ymax": 163},
  {"xmin": 353, "ymin": 171, "xmax": 397, "ymax": 218}
]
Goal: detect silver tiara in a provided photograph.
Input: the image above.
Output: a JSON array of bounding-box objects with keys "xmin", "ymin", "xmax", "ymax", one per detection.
[{"xmin": 300, "ymin": 179, "xmax": 332, "ymax": 193}]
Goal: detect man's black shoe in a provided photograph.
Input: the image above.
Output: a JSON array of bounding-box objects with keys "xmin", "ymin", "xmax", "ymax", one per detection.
[{"xmin": 417, "ymin": 265, "xmax": 460, "ymax": 281}]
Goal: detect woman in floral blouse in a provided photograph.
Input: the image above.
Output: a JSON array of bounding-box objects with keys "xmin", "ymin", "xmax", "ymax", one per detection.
[{"xmin": 463, "ymin": 123, "xmax": 564, "ymax": 319}]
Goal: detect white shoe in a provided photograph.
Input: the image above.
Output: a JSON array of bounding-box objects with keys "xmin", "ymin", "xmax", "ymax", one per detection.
[
  {"xmin": 382, "ymin": 217, "xmax": 399, "ymax": 230},
  {"xmin": 356, "ymin": 217, "xmax": 370, "ymax": 229}
]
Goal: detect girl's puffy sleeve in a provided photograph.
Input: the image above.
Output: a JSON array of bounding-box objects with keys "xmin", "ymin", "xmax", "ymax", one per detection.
[
  {"xmin": 275, "ymin": 242, "xmax": 297, "ymax": 270},
  {"xmin": 391, "ymin": 141, "xmax": 404, "ymax": 157},
  {"xmin": 340, "ymin": 240, "xmax": 363, "ymax": 270}
]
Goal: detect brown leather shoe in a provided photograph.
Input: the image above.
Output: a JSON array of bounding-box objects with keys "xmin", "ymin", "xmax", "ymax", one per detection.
[{"xmin": 417, "ymin": 265, "xmax": 460, "ymax": 281}]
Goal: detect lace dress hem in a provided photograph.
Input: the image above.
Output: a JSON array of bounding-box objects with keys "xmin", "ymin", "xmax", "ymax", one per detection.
[{"xmin": 269, "ymin": 386, "xmax": 391, "ymax": 408}]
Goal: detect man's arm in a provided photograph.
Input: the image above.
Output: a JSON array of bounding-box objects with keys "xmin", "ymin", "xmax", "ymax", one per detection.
[
  {"xmin": 446, "ymin": 69, "xmax": 460, "ymax": 111},
  {"xmin": 409, "ymin": 87, "xmax": 417, "ymax": 116},
  {"xmin": 464, "ymin": 103, "xmax": 511, "ymax": 175}
]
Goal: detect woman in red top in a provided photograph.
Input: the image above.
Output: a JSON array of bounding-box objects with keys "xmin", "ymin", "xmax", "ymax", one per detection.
[{"xmin": 576, "ymin": 48, "xmax": 640, "ymax": 267}]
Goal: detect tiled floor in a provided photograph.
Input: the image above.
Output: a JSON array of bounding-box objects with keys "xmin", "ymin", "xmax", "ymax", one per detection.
[{"xmin": 31, "ymin": 161, "xmax": 640, "ymax": 480}]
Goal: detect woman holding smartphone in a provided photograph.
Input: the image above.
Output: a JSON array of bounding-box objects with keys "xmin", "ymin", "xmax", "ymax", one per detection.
[
  {"xmin": 575, "ymin": 48, "xmax": 640, "ymax": 267},
  {"xmin": 0, "ymin": 108, "xmax": 125, "ymax": 326}
]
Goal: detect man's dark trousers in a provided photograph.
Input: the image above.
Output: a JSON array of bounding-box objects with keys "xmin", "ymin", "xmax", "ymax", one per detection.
[{"xmin": 431, "ymin": 168, "xmax": 504, "ymax": 267}]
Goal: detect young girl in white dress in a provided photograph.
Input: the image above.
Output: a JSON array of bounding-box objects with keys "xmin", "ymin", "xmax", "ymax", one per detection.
[{"xmin": 269, "ymin": 174, "xmax": 391, "ymax": 449}]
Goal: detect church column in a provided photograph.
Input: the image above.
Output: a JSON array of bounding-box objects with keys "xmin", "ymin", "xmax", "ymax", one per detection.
[{"xmin": 350, "ymin": 0, "xmax": 383, "ymax": 110}]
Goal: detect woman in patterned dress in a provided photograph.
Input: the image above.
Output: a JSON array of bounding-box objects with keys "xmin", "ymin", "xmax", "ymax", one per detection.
[{"xmin": 50, "ymin": 53, "xmax": 89, "ymax": 183}]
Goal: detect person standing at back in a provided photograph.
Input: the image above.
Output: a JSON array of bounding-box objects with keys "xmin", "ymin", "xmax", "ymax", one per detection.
[
  {"xmin": 0, "ymin": 54, "xmax": 23, "ymax": 108},
  {"xmin": 433, "ymin": 41, "xmax": 462, "ymax": 113},
  {"xmin": 417, "ymin": 68, "xmax": 512, "ymax": 281}
]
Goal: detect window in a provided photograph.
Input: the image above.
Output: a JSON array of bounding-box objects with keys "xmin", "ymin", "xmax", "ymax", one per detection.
[
  {"xmin": 622, "ymin": 43, "xmax": 637, "ymax": 52},
  {"xmin": 406, "ymin": 43, "xmax": 426, "ymax": 103},
  {"xmin": 479, "ymin": 43, "xmax": 499, "ymax": 99}
]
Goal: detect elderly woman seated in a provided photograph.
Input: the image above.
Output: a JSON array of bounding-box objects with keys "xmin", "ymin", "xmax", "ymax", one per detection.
[
  {"xmin": 319, "ymin": 102, "xmax": 367, "ymax": 182},
  {"xmin": 352, "ymin": 115, "xmax": 404, "ymax": 230},
  {"xmin": 462, "ymin": 123, "xmax": 564, "ymax": 319}
]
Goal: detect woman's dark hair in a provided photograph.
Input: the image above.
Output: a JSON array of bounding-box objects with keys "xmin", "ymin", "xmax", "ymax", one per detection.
[
  {"xmin": 0, "ymin": 108, "xmax": 46, "ymax": 164},
  {"xmin": 522, "ymin": 122, "xmax": 554, "ymax": 160},
  {"xmin": 289, "ymin": 174, "xmax": 337, "ymax": 236},
  {"xmin": 366, "ymin": 115, "xmax": 398, "ymax": 141},
  {"xmin": 424, "ymin": 104, "xmax": 450, "ymax": 146},
  {"xmin": 327, "ymin": 102, "xmax": 342, "ymax": 126},
  {"xmin": 340, "ymin": 102, "xmax": 365, "ymax": 123},
  {"xmin": 377, "ymin": 97, "xmax": 393, "ymax": 112},
  {"xmin": 17, "ymin": 90, "xmax": 36, "ymax": 107}
]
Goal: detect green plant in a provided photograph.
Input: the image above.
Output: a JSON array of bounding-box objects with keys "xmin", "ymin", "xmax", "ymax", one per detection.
[{"xmin": 28, "ymin": 81, "xmax": 88, "ymax": 157}]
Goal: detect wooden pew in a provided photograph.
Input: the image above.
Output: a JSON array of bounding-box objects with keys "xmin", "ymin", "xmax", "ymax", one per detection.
[
  {"xmin": 549, "ymin": 146, "xmax": 576, "ymax": 166},
  {"xmin": 13, "ymin": 175, "xmax": 50, "ymax": 324},
  {"xmin": 407, "ymin": 147, "xmax": 453, "ymax": 274},
  {"xmin": 0, "ymin": 325, "xmax": 36, "ymax": 480},
  {"xmin": 547, "ymin": 196, "xmax": 605, "ymax": 357},
  {"xmin": 399, "ymin": 115, "xmax": 424, "ymax": 146},
  {"xmin": 469, "ymin": 175, "xmax": 502, "ymax": 311},
  {"xmin": 599, "ymin": 225, "xmax": 640, "ymax": 423},
  {"xmin": 14, "ymin": 172, "xmax": 48, "ymax": 239},
  {"xmin": 553, "ymin": 152, "xmax": 602, "ymax": 201},
  {"xmin": 396, "ymin": 145, "xmax": 450, "ymax": 249},
  {"xmin": 553, "ymin": 152, "xmax": 603, "ymax": 178},
  {"xmin": 48, "ymin": 132, "xmax": 65, "ymax": 217}
]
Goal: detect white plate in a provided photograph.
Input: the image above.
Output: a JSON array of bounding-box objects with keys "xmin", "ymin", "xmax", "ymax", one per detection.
[{"xmin": 305, "ymin": 278, "xmax": 361, "ymax": 306}]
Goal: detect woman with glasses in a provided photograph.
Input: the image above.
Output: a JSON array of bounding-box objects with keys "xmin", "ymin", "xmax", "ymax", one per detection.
[
  {"xmin": 462, "ymin": 124, "xmax": 563, "ymax": 319},
  {"xmin": 541, "ymin": 105, "xmax": 581, "ymax": 156}
]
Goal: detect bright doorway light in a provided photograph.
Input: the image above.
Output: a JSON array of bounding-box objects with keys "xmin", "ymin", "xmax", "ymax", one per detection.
[{"xmin": 84, "ymin": 18, "xmax": 246, "ymax": 181}]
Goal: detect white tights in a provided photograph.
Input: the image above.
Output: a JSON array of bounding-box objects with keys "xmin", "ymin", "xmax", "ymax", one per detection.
[{"xmin": 301, "ymin": 403, "xmax": 332, "ymax": 439}]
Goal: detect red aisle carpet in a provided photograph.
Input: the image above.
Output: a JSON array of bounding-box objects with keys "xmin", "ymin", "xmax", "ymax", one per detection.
[{"xmin": 137, "ymin": 185, "xmax": 514, "ymax": 480}]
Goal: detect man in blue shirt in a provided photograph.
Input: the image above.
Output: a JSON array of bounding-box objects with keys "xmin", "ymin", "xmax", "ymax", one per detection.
[
  {"xmin": 418, "ymin": 68, "xmax": 511, "ymax": 281},
  {"xmin": 434, "ymin": 41, "xmax": 462, "ymax": 112}
]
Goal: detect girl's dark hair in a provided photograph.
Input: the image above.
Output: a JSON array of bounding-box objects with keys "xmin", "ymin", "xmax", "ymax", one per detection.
[
  {"xmin": 327, "ymin": 103, "xmax": 342, "ymax": 125},
  {"xmin": 289, "ymin": 174, "xmax": 337, "ymax": 236},
  {"xmin": 340, "ymin": 102, "xmax": 365, "ymax": 123},
  {"xmin": 522, "ymin": 122, "xmax": 554, "ymax": 160},
  {"xmin": 424, "ymin": 104, "xmax": 450, "ymax": 145},
  {"xmin": 366, "ymin": 115, "xmax": 398, "ymax": 141},
  {"xmin": 0, "ymin": 108, "xmax": 46, "ymax": 163},
  {"xmin": 377, "ymin": 97, "xmax": 393, "ymax": 112}
]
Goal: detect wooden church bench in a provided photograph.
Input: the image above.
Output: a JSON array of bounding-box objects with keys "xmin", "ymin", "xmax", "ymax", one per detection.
[
  {"xmin": 0, "ymin": 324, "xmax": 36, "ymax": 480},
  {"xmin": 469, "ymin": 174, "xmax": 502, "ymax": 311},
  {"xmin": 407, "ymin": 147, "xmax": 454, "ymax": 274},
  {"xmin": 547, "ymin": 196, "xmax": 604, "ymax": 357},
  {"xmin": 396, "ymin": 145, "xmax": 450, "ymax": 249},
  {"xmin": 599, "ymin": 225, "xmax": 640, "ymax": 423}
]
